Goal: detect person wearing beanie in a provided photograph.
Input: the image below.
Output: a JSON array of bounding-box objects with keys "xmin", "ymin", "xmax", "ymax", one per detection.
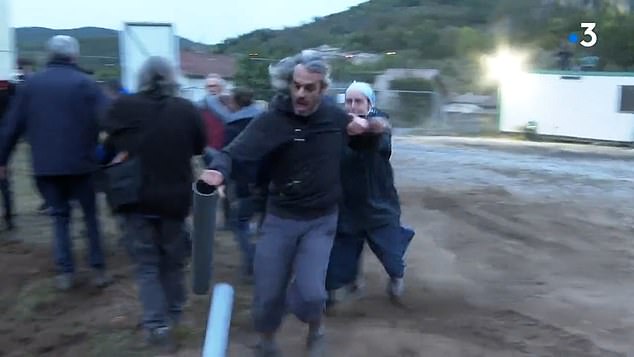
[{"xmin": 325, "ymin": 81, "xmax": 415, "ymax": 310}]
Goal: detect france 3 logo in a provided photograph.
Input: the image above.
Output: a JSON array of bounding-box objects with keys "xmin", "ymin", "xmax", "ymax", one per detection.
[{"xmin": 568, "ymin": 23, "xmax": 597, "ymax": 48}]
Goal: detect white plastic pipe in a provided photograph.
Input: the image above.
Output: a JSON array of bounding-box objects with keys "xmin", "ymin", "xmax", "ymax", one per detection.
[{"xmin": 202, "ymin": 283, "xmax": 235, "ymax": 357}]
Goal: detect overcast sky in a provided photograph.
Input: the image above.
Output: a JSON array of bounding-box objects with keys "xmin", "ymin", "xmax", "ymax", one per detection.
[{"xmin": 10, "ymin": 0, "xmax": 367, "ymax": 44}]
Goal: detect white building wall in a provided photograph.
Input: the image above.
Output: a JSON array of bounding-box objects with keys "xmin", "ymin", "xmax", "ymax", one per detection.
[{"xmin": 499, "ymin": 72, "xmax": 634, "ymax": 142}]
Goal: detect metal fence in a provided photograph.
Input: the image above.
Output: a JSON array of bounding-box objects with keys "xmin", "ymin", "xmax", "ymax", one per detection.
[
  {"xmin": 438, "ymin": 108, "xmax": 498, "ymax": 136},
  {"xmin": 327, "ymin": 87, "xmax": 441, "ymax": 128},
  {"xmin": 180, "ymin": 84, "xmax": 498, "ymax": 135},
  {"xmin": 181, "ymin": 85, "xmax": 443, "ymax": 127}
]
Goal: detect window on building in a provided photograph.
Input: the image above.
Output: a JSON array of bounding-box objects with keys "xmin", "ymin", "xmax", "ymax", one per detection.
[{"xmin": 618, "ymin": 85, "xmax": 634, "ymax": 113}]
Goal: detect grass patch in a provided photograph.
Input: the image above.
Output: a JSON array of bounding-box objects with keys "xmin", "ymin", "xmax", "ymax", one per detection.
[
  {"xmin": 90, "ymin": 331, "xmax": 151, "ymax": 357},
  {"xmin": 0, "ymin": 294, "xmax": 14, "ymax": 313},
  {"xmin": 8, "ymin": 279, "xmax": 59, "ymax": 321},
  {"xmin": 173, "ymin": 324, "xmax": 203, "ymax": 345}
]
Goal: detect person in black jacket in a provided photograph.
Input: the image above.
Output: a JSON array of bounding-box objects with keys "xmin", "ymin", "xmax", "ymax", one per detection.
[
  {"xmin": 200, "ymin": 52, "xmax": 387, "ymax": 357},
  {"xmin": 325, "ymin": 82, "xmax": 414, "ymax": 309},
  {"xmin": 103, "ymin": 56, "xmax": 206, "ymax": 353},
  {"xmin": 0, "ymin": 36, "xmax": 110, "ymax": 290}
]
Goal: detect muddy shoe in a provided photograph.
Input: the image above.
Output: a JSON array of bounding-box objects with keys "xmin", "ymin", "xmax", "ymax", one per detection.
[
  {"xmin": 37, "ymin": 203, "xmax": 51, "ymax": 215},
  {"xmin": 325, "ymin": 291, "xmax": 340, "ymax": 316},
  {"xmin": 306, "ymin": 331, "xmax": 326, "ymax": 357},
  {"xmin": 55, "ymin": 273, "xmax": 74, "ymax": 291},
  {"xmin": 254, "ymin": 340, "xmax": 282, "ymax": 357},
  {"xmin": 349, "ymin": 282, "xmax": 366, "ymax": 300},
  {"xmin": 92, "ymin": 270, "xmax": 113, "ymax": 288},
  {"xmin": 353, "ymin": 275, "xmax": 366, "ymax": 293},
  {"xmin": 387, "ymin": 277, "xmax": 404, "ymax": 301},
  {"xmin": 325, "ymin": 290, "xmax": 336, "ymax": 305},
  {"xmin": 146, "ymin": 326, "xmax": 178, "ymax": 354}
]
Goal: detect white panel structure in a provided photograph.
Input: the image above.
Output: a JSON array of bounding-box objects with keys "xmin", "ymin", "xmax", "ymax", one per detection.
[
  {"xmin": 119, "ymin": 22, "xmax": 179, "ymax": 93},
  {"xmin": 499, "ymin": 71, "xmax": 634, "ymax": 143},
  {"xmin": 0, "ymin": 0, "xmax": 15, "ymax": 80}
]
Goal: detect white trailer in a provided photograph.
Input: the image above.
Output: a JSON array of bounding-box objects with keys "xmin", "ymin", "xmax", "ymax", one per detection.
[
  {"xmin": 499, "ymin": 71, "xmax": 634, "ymax": 143},
  {"xmin": 0, "ymin": 0, "xmax": 15, "ymax": 81},
  {"xmin": 119, "ymin": 22, "xmax": 180, "ymax": 93}
]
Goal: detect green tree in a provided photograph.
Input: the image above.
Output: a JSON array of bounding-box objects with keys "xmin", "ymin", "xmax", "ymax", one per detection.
[
  {"xmin": 94, "ymin": 66, "xmax": 120, "ymax": 81},
  {"xmin": 455, "ymin": 26, "xmax": 491, "ymax": 56},
  {"xmin": 233, "ymin": 56, "xmax": 273, "ymax": 100},
  {"xmin": 595, "ymin": 12, "xmax": 634, "ymax": 69}
]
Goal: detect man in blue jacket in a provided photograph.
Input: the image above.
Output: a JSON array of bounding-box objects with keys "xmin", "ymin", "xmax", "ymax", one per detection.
[{"xmin": 0, "ymin": 35, "xmax": 111, "ymax": 291}]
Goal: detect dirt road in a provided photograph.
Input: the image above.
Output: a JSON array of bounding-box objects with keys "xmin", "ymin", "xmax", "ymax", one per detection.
[
  {"xmin": 1, "ymin": 137, "xmax": 633, "ymax": 356},
  {"xmin": 370, "ymin": 137, "xmax": 634, "ymax": 356}
]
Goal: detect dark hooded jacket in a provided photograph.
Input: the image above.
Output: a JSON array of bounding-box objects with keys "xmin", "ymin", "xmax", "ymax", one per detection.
[
  {"xmin": 103, "ymin": 91, "xmax": 206, "ymax": 219},
  {"xmin": 207, "ymin": 94, "xmax": 351, "ymax": 220},
  {"xmin": 337, "ymin": 108, "xmax": 401, "ymax": 233}
]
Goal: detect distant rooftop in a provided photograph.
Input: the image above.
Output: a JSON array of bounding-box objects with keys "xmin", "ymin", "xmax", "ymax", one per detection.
[{"xmin": 180, "ymin": 51, "xmax": 236, "ymax": 79}]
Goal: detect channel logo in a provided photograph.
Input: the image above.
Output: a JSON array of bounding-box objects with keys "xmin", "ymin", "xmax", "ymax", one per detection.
[{"xmin": 568, "ymin": 23, "xmax": 597, "ymax": 48}]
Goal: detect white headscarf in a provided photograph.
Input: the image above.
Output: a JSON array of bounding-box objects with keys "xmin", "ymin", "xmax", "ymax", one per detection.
[{"xmin": 345, "ymin": 81, "xmax": 376, "ymax": 110}]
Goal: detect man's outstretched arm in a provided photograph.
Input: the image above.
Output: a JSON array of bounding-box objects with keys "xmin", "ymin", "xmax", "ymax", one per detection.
[{"xmin": 201, "ymin": 114, "xmax": 286, "ymax": 186}]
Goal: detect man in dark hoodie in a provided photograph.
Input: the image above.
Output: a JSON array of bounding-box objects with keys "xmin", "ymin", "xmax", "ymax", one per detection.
[
  {"xmin": 200, "ymin": 51, "xmax": 386, "ymax": 357},
  {"xmin": 0, "ymin": 35, "xmax": 110, "ymax": 290},
  {"xmin": 103, "ymin": 56, "xmax": 206, "ymax": 354}
]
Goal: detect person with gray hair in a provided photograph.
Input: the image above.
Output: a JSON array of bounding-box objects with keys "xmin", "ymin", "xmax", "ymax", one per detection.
[
  {"xmin": 135, "ymin": 56, "xmax": 180, "ymax": 96},
  {"xmin": 0, "ymin": 35, "xmax": 111, "ymax": 290},
  {"xmin": 199, "ymin": 52, "xmax": 388, "ymax": 357},
  {"xmin": 199, "ymin": 73, "xmax": 234, "ymax": 229},
  {"xmin": 102, "ymin": 56, "xmax": 206, "ymax": 354},
  {"xmin": 267, "ymin": 50, "xmax": 332, "ymax": 93},
  {"xmin": 205, "ymin": 73, "xmax": 227, "ymax": 95},
  {"xmin": 46, "ymin": 35, "xmax": 80, "ymax": 62}
]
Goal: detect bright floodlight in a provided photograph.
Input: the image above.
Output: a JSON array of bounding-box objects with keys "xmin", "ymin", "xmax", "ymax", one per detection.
[{"xmin": 483, "ymin": 48, "xmax": 527, "ymax": 83}]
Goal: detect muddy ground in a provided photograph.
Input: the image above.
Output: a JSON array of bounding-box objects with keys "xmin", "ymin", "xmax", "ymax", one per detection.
[{"xmin": 1, "ymin": 137, "xmax": 634, "ymax": 357}]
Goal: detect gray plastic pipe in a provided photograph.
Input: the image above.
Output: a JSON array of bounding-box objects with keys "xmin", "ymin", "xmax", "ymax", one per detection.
[{"xmin": 192, "ymin": 179, "xmax": 219, "ymax": 295}]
